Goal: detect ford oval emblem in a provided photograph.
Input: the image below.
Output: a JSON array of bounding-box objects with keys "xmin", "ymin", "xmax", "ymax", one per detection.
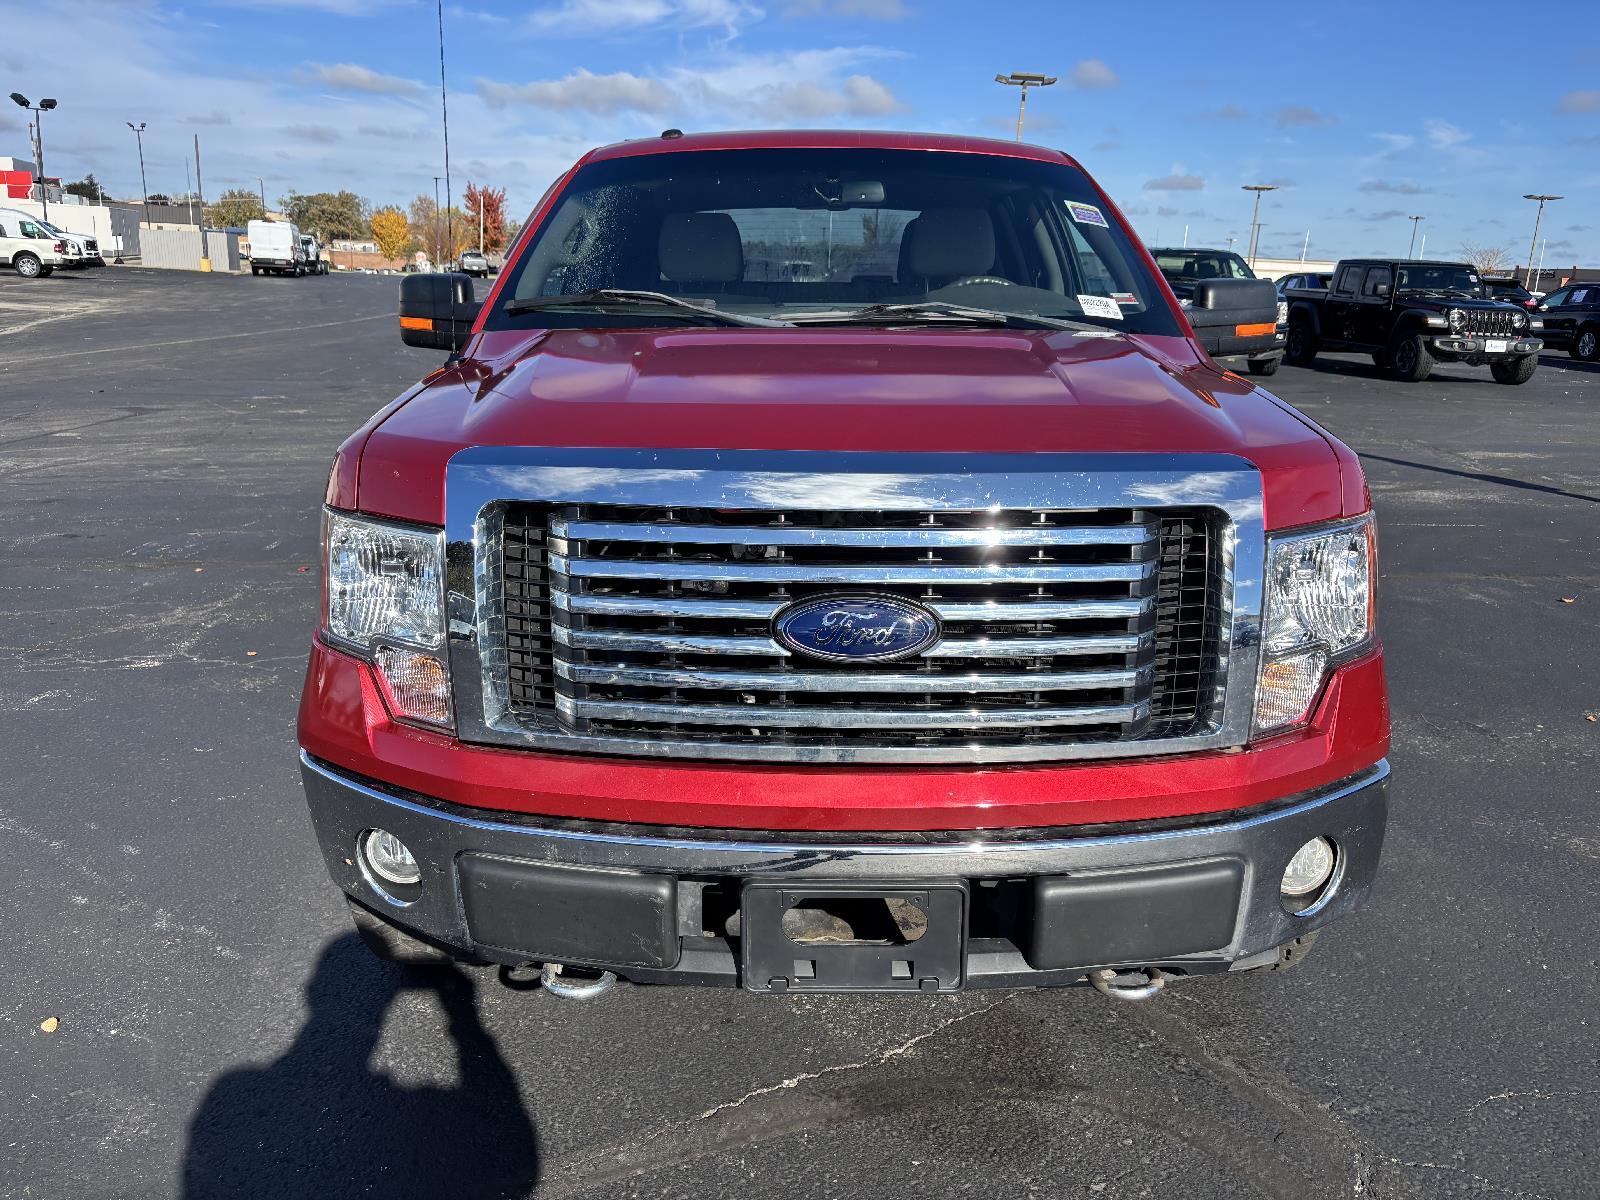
[{"xmin": 774, "ymin": 594, "xmax": 941, "ymax": 663}]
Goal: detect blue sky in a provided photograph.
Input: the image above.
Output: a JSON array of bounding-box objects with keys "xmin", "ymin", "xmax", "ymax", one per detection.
[{"xmin": 11, "ymin": 0, "xmax": 1599, "ymax": 265}]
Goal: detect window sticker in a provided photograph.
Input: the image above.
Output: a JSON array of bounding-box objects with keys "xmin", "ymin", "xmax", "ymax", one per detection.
[
  {"xmin": 1077, "ymin": 294, "xmax": 1123, "ymax": 320},
  {"xmin": 1110, "ymin": 291, "xmax": 1138, "ymax": 305},
  {"xmin": 1065, "ymin": 201, "xmax": 1110, "ymax": 228}
]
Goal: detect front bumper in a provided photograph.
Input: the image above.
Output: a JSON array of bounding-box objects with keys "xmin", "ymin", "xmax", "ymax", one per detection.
[
  {"xmin": 1429, "ymin": 335, "xmax": 1541, "ymax": 358},
  {"xmin": 301, "ymin": 751, "xmax": 1389, "ymax": 991}
]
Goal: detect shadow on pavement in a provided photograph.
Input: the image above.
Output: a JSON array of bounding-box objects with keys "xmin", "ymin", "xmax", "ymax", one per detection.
[
  {"xmin": 183, "ymin": 934, "xmax": 538, "ymax": 1200},
  {"xmin": 1360, "ymin": 452, "xmax": 1600, "ymax": 505}
]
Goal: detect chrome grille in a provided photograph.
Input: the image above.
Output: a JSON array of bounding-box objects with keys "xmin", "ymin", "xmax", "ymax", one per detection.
[{"xmin": 499, "ymin": 504, "xmax": 1225, "ymax": 758}]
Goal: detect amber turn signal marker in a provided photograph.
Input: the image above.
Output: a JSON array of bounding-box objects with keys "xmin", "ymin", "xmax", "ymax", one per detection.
[
  {"xmin": 1234, "ymin": 322, "xmax": 1276, "ymax": 337},
  {"xmin": 399, "ymin": 316, "xmax": 434, "ymax": 331}
]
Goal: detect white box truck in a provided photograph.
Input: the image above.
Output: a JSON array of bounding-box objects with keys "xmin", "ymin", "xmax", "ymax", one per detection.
[{"xmin": 248, "ymin": 220, "xmax": 307, "ymax": 276}]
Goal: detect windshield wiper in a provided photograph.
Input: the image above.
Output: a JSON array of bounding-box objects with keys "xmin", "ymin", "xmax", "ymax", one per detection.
[
  {"xmin": 503, "ymin": 289, "xmax": 792, "ymax": 328},
  {"xmin": 781, "ymin": 301, "xmax": 1097, "ymax": 332}
]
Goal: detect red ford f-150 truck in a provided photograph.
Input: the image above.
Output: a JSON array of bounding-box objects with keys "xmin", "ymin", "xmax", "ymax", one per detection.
[{"xmin": 298, "ymin": 130, "xmax": 1389, "ymax": 1000}]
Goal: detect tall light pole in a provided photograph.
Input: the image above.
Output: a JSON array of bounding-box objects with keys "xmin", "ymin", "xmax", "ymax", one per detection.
[
  {"xmin": 1407, "ymin": 215, "xmax": 1424, "ymax": 258},
  {"xmin": 1522, "ymin": 194, "xmax": 1561, "ymax": 289},
  {"xmin": 126, "ymin": 122, "xmax": 151, "ymax": 226},
  {"xmin": 10, "ymin": 94, "xmax": 57, "ymax": 220},
  {"xmin": 437, "ymin": 0, "xmax": 454, "ymax": 265},
  {"xmin": 994, "ymin": 72, "xmax": 1057, "ymax": 141},
  {"xmin": 256, "ymin": 176, "xmax": 267, "ymax": 216},
  {"xmin": 1241, "ymin": 184, "xmax": 1278, "ymax": 267}
]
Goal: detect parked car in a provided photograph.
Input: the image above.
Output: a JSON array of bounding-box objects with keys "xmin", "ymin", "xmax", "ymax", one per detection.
[
  {"xmin": 1533, "ymin": 282, "xmax": 1600, "ymax": 360},
  {"xmin": 0, "ymin": 209, "xmax": 103, "ymax": 268},
  {"xmin": 1150, "ymin": 247, "xmax": 1285, "ymax": 375},
  {"xmin": 0, "ymin": 210, "xmax": 66, "ymax": 277},
  {"xmin": 299, "ymin": 233, "xmax": 330, "ymax": 275},
  {"xmin": 1283, "ymin": 258, "xmax": 1542, "ymax": 383},
  {"xmin": 1480, "ymin": 275, "xmax": 1538, "ymax": 310},
  {"xmin": 459, "ymin": 249, "xmax": 491, "ymax": 277},
  {"xmin": 247, "ymin": 219, "xmax": 308, "ymax": 276},
  {"xmin": 1275, "ymin": 271, "xmax": 1330, "ymax": 298},
  {"xmin": 300, "ymin": 129, "xmax": 1390, "ymax": 1000}
]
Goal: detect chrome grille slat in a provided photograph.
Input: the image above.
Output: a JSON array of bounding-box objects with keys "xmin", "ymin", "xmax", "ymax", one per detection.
[
  {"xmin": 557, "ymin": 696, "xmax": 1148, "ymax": 730},
  {"xmin": 552, "ymin": 554, "xmax": 1156, "ymax": 585},
  {"xmin": 555, "ymin": 661, "xmax": 1145, "ymax": 693},
  {"xmin": 554, "ymin": 593, "xmax": 1152, "ymax": 622},
  {"xmin": 551, "ymin": 518, "xmax": 1152, "ymax": 548},
  {"xmin": 554, "ymin": 626, "xmax": 1145, "ymax": 659}
]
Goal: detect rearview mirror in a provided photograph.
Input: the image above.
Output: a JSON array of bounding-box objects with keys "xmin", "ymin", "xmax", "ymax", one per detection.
[{"xmin": 399, "ymin": 272, "xmax": 480, "ymax": 353}]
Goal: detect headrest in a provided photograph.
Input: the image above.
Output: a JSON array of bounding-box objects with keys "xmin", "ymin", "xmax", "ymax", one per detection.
[
  {"xmin": 658, "ymin": 212, "xmax": 743, "ymax": 283},
  {"xmin": 903, "ymin": 208, "xmax": 996, "ymax": 280}
]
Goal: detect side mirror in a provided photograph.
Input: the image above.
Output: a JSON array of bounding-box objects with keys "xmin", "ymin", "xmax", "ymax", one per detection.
[
  {"xmin": 399, "ymin": 272, "xmax": 479, "ymax": 353},
  {"xmin": 1375, "ymin": 282, "xmax": 1391, "ymax": 297},
  {"xmin": 1185, "ymin": 277, "xmax": 1278, "ymax": 327}
]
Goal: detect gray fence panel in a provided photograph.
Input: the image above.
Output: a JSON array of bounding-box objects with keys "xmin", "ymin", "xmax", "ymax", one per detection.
[
  {"xmin": 140, "ymin": 228, "xmax": 205, "ymax": 271},
  {"xmin": 110, "ymin": 209, "xmax": 141, "ymax": 260},
  {"xmin": 204, "ymin": 230, "xmax": 241, "ymax": 272}
]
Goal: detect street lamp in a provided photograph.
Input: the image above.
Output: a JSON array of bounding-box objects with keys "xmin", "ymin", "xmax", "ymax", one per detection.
[
  {"xmin": 994, "ymin": 72, "xmax": 1057, "ymax": 141},
  {"xmin": 1407, "ymin": 215, "xmax": 1424, "ymax": 258},
  {"xmin": 10, "ymin": 94, "xmax": 57, "ymax": 220},
  {"xmin": 1523, "ymin": 194, "xmax": 1561, "ymax": 292},
  {"xmin": 1241, "ymin": 184, "xmax": 1278, "ymax": 267},
  {"xmin": 126, "ymin": 122, "xmax": 151, "ymax": 226}
]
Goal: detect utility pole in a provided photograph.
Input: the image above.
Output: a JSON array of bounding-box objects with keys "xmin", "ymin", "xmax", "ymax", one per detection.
[
  {"xmin": 1241, "ymin": 184, "xmax": 1277, "ymax": 267},
  {"xmin": 195, "ymin": 134, "xmax": 211, "ymax": 272},
  {"xmin": 185, "ymin": 157, "xmax": 195, "ymax": 225},
  {"xmin": 257, "ymin": 176, "xmax": 267, "ymax": 216},
  {"xmin": 1407, "ymin": 215, "xmax": 1424, "ymax": 258},
  {"xmin": 994, "ymin": 72, "xmax": 1057, "ymax": 141},
  {"xmin": 127, "ymin": 122, "xmax": 151, "ymax": 225},
  {"xmin": 1522, "ymin": 194, "xmax": 1561, "ymax": 289}
]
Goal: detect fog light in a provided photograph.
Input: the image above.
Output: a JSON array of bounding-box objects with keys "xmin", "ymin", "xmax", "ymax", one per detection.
[
  {"xmin": 1281, "ymin": 836, "xmax": 1336, "ymax": 898},
  {"xmin": 361, "ymin": 828, "xmax": 421, "ymax": 886}
]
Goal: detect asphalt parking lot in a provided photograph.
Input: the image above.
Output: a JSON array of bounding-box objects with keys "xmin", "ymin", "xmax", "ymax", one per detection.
[{"xmin": 3, "ymin": 266, "xmax": 1597, "ymax": 1199}]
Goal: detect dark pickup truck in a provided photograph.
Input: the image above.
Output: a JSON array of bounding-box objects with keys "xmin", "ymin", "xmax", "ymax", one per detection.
[{"xmin": 1283, "ymin": 259, "xmax": 1542, "ymax": 384}]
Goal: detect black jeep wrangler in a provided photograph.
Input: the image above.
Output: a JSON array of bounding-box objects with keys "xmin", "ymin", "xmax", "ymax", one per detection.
[{"xmin": 1283, "ymin": 259, "xmax": 1543, "ymax": 384}]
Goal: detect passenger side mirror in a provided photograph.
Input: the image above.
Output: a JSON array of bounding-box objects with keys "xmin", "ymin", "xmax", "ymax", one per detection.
[{"xmin": 399, "ymin": 272, "xmax": 480, "ymax": 353}]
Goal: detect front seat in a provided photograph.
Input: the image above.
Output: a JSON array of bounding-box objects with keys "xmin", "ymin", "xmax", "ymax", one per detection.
[
  {"xmin": 658, "ymin": 212, "xmax": 744, "ymax": 295},
  {"xmin": 897, "ymin": 208, "xmax": 998, "ymax": 292}
]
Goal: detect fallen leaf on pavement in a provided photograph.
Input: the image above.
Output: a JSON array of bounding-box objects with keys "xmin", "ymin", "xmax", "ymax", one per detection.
[
  {"xmin": 1560, "ymin": 596, "xmax": 1577, "ymax": 604},
  {"xmin": 40, "ymin": 1017, "xmax": 58, "ymax": 1034}
]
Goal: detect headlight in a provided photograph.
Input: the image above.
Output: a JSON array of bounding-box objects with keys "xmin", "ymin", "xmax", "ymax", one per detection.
[
  {"xmin": 1447, "ymin": 307, "xmax": 1467, "ymax": 331},
  {"xmin": 1254, "ymin": 514, "xmax": 1375, "ymax": 735},
  {"xmin": 1511, "ymin": 309, "xmax": 1527, "ymax": 329},
  {"xmin": 324, "ymin": 509, "xmax": 452, "ymax": 728}
]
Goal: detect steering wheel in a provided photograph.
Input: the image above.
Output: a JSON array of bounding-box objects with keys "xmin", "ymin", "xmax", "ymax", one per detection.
[{"xmin": 948, "ymin": 275, "xmax": 1015, "ymax": 288}]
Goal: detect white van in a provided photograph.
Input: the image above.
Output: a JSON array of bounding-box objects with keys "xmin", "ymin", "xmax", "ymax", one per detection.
[
  {"xmin": 0, "ymin": 211, "xmax": 67, "ymax": 278},
  {"xmin": 247, "ymin": 219, "xmax": 307, "ymax": 276}
]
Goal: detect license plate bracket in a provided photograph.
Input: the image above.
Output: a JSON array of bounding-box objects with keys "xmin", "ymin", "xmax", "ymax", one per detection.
[
  {"xmin": 741, "ymin": 882, "xmax": 966, "ymax": 994},
  {"xmin": 1485, "ymin": 338, "xmax": 1509, "ymax": 353}
]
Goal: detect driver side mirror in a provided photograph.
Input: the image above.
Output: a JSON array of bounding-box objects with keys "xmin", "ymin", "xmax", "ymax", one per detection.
[
  {"xmin": 1374, "ymin": 282, "xmax": 1391, "ymax": 298},
  {"xmin": 399, "ymin": 272, "xmax": 479, "ymax": 353}
]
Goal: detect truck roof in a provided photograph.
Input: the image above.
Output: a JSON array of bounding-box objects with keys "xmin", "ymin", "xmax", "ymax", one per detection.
[{"xmin": 584, "ymin": 128, "xmax": 1078, "ymax": 168}]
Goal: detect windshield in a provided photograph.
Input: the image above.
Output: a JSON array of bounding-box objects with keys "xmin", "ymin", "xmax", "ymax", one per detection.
[
  {"xmin": 487, "ymin": 147, "xmax": 1180, "ymax": 336},
  {"xmin": 1152, "ymin": 251, "xmax": 1254, "ymax": 281},
  {"xmin": 1395, "ymin": 264, "xmax": 1484, "ymax": 297}
]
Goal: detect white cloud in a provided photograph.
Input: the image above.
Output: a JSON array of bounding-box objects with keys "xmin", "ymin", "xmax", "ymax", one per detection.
[
  {"xmin": 1069, "ymin": 59, "xmax": 1118, "ymax": 90},
  {"xmin": 285, "ymin": 123, "xmax": 342, "ymax": 144},
  {"xmin": 216, "ymin": 0, "xmax": 408, "ymax": 13},
  {"xmin": 1371, "ymin": 131, "xmax": 1415, "ymax": 156},
  {"xmin": 523, "ymin": 0, "xmax": 759, "ymax": 36},
  {"xmin": 480, "ymin": 70, "xmax": 676, "ymax": 115},
  {"xmin": 1145, "ymin": 169, "xmax": 1204, "ymax": 191},
  {"xmin": 479, "ymin": 47, "xmax": 905, "ymax": 121},
  {"xmin": 308, "ymin": 62, "xmax": 422, "ymax": 96},
  {"xmin": 1424, "ymin": 119, "xmax": 1470, "ymax": 149}
]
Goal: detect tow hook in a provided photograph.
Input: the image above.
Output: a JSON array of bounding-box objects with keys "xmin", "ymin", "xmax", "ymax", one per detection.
[
  {"xmin": 539, "ymin": 963, "xmax": 618, "ymax": 1000},
  {"xmin": 1088, "ymin": 966, "xmax": 1167, "ymax": 1001}
]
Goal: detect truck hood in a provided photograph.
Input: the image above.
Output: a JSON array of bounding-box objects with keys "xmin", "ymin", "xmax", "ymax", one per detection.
[{"xmin": 351, "ymin": 327, "xmax": 1354, "ymax": 527}]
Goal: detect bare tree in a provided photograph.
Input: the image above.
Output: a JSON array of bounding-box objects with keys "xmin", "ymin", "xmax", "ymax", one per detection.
[{"xmin": 1457, "ymin": 242, "xmax": 1510, "ymax": 275}]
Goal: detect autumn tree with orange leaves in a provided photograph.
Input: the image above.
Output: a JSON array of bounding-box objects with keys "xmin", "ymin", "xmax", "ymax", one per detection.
[{"xmin": 463, "ymin": 182, "xmax": 509, "ymax": 254}]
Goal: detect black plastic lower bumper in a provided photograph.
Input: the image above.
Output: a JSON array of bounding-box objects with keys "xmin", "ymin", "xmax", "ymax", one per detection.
[{"xmin": 300, "ymin": 753, "xmax": 1389, "ymax": 991}]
